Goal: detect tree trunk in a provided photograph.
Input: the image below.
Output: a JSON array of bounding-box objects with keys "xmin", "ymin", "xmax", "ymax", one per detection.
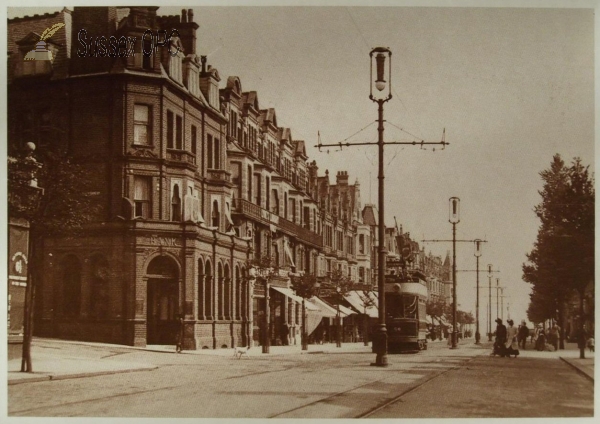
[
  {"xmin": 578, "ymin": 289, "xmax": 585, "ymax": 359},
  {"xmin": 21, "ymin": 231, "xmax": 36, "ymax": 372},
  {"xmin": 301, "ymin": 299, "xmax": 307, "ymax": 351},
  {"xmin": 363, "ymin": 309, "xmax": 369, "ymax": 346},
  {"xmin": 558, "ymin": 302, "xmax": 565, "ymax": 350}
]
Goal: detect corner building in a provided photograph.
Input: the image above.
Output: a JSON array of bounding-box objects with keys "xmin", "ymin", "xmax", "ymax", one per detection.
[
  {"xmin": 8, "ymin": 6, "xmax": 371, "ymax": 350},
  {"xmin": 8, "ymin": 7, "xmax": 253, "ymax": 350}
]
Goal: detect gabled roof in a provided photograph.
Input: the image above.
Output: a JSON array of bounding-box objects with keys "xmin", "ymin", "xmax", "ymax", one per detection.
[
  {"xmin": 226, "ymin": 76, "xmax": 242, "ymax": 95},
  {"xmin": 293, "ymin": 140, "xmax": 307, "ymax": 158},
  {"xmin": 242, "ymin": 91, "xmax": 259, "ymax": 111},
  {"xmin": 278, "ymin": 127, "xmax": 292, "ymax": 144},
  {"xmin": 362, "ymin": 204, "xmax": 378, "ymax": 226},
  {"xmin": 443, "ymin": 252, "xmax": 451, "ymax": 267},
  {"xmin": 259, "ymin": 108, "xmax": 277, "ymax": 128}
]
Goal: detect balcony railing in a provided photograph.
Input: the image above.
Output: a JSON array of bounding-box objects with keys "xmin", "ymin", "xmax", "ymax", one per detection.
[
  {"xmin": 167, "ymin": 149, "xmax": 196, "ymax": 165},
  {"xmin": 232, "ymin": 198, "xmax": 322, "ymax": 247},
  {"xmin": 207, "ymin": 169, "xmax": 231, "ymax": 183}
]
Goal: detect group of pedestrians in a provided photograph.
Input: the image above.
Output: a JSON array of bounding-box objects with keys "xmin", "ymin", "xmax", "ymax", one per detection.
[{"xmin": 491, "ymin": 318, "xmax": 520, "ymax": 358}]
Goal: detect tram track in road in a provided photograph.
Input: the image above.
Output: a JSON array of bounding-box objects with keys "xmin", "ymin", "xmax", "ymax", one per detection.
[
  {"xmin": 268, "ymin": 355, "xmax": 476, "ymax": 419},
  {"xmin": 10, "ymin": 383, "xmax": 183, "ymax": 416},
  {"xmin": 357, "ymin": 356, "xmax": 477, "ymax": 418}
]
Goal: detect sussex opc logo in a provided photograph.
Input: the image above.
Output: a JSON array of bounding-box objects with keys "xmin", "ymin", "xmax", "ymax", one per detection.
[{"xmin": 24, "ymin": 23, "xmax": 65, "ymax": 61}]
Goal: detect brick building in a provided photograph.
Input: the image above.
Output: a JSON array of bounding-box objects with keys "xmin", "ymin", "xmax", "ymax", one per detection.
[
  {"xmin": 8, "ymin": 7, "xmax": 253, "ymax": 350},
  {"xmin": 7, "ymin": 6, "xmax": 371, "ymax": 350}
]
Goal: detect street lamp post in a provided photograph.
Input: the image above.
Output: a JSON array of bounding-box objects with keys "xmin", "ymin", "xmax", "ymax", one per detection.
[
  {"xmin": 496, "ymin": 278, "xmax": 500, "ymax": 322},
  {"xmin": 336, "ymin": 285, "xmax": 342, "ymax": 348},
  {"xmin": 500, "ymin": 287, "xmax": 504, "ymax": 321},
  {"xmin": 487, "ymin": 264, "xmax": 493, "ymax": 341},
  {"xmin": 449, "ymin": 197, "xmax": 460, "ymax": 349},
  {"xmin": 474, "ymin": 239, "xmax": 482, "ymax": 344},
  {"xmin": 263, "ymin": 275, "xmax": 270, "ymax": 354},
  {"xmin": 370, "ymin": 47, "xmax": 392, "ymax": 367}
]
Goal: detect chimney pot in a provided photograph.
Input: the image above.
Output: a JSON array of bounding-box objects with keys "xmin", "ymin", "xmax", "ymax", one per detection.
[
  {"xmin": 182, "ymin": 9, "xmax": 187, "ymax": 22},
  {"xmin": 188, "ymin": 9, "xmax": 194, "ymax": 20}
]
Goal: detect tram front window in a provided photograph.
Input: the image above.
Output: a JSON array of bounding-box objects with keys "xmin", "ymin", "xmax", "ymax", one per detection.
[{"xmin": 386, "ymin": 295, "xmax": 404, "ymax": 319}]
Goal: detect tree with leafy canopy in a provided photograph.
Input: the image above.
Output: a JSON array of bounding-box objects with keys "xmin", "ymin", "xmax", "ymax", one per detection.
[
  {"xmin": 9, "ymin": 142, "xmax": 101, "ymax": 373},
  {"xmin": 357, "ymin": 290, "xmax": 377, "ymax": 346},
  {"xmin": 326, "ymin": 269, "xmax": 353, "ymax": 346},
  {"xmin": 523, "ymin": 154, "xmax": 594, "ymax": 358},
  {"xmin": 290, "ymin": 273, "xmax": 320, "ymax": 350}
]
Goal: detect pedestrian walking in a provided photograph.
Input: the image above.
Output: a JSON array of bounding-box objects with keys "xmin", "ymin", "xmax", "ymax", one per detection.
[
  {"xmin": 549, "ymin": 324, "xmax": 560, "ymax": 351},
  {"xmin": 491, "ymin": 318, "xmax": 507, "ymax": 356},
  {"xmin": 175, "ymin": 314, "xmax": 184, "ymax": 353},
  {"xmin": 586, "ymin": 337, "xmax": 595, "ymax": 352},
  {"xmin": 535, "ymin": 326, "xmax": 546, "ymax": 351},
  {"xmin": 505, "ymin": 319, "xmax": 519, "ymax": 357},
  {"xmin": 518, "ymin": 320, "xmax": 529, "ymax": 350}
]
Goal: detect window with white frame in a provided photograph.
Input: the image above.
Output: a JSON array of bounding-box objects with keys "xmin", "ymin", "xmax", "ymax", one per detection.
[
  {"xmin": 134, "ymin": 105, "xmax": 150, "ymax": 145},
  {"xmin": 134, "ymin": 176, "xmax": 152, "ymax": 219}
]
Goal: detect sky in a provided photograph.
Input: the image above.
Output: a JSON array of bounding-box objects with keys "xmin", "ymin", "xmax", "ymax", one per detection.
[{"xmin": 5, "ymin": 1, "xmax": 596, "ymax": 330}]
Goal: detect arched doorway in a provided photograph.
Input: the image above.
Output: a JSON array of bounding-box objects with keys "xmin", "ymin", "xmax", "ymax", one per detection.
[{"xmin": 146, "ymin": 256, "xmax": 179, "ymax": 345}]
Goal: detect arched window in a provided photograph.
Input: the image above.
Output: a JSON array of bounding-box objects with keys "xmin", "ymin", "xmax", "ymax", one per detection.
[
  {"xmin": 217, "ymin": 263, "xmax": 224, "ymax": 319},
  {"xmin": 197, "ymin": 258, "xmax": 205, "ymax": 318},
  {"xmin": 212, "ymin": 200, "xmax": 220, "ymax": 229},
  {"xmin": 224, "ymin": 263, "xmax": 231, "ymax": 319},
  {"xmin": 204, "ymin": 261, "xmax": 213, "ymax": 319},
  {"xmin": 241, "ymin": 266, "xmax": 248, "ymax": 319},
  {"xmin": 171, "ymin": 184, "xmax": 181, "ymax": 221},
  {"xmin": 274, "ymin": 245, "xmax": 280, "ymax": 268},
  {"xmin": 235, "ymin": 266, "xmax": 241, "ymax": 320},
  {"xmin": 90, "ymin": 255, "xmax": 109, "ymax": 320},
  {"xmin": 61, "ymin": 255, "xmax": 81, "ymax": 318},
  {"xmin": 270, "ymin": 189, "xmax": 279, "ymax": 215}
]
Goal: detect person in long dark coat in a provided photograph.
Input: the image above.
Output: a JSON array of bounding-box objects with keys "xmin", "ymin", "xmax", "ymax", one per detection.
[
  {"xmin": 518, "ymin": 320, "xmax": 529, "ymax": 350},
  {"xmin": 492, "ymin": 318, "xmax": 507, "ymax": 356}
]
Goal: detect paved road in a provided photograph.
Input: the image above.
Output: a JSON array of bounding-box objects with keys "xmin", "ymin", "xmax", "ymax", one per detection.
[{"xmin": 8, "ymin": 341, "xmax": 593, "ymax": 418}]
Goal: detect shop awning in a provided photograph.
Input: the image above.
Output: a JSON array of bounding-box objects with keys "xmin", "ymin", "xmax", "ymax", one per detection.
[
  {"xmin": 307, "ymin": 296, "xmax": 337, "ymax": 318},
  {"xmin": 339, "ymin": 304, "xmax": 356, "ymax": 317},
  {"xmin": 345, "ymin": 291, "xmax": 379, "ymax": 318},
  {"xmin": 271, "ymin": 286, "xmax": 320, "ymax": 311}
]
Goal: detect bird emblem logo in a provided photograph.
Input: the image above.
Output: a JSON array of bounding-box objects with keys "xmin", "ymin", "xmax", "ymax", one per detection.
[{"xmin": 24, "ymin": 23, "xmax": 65, "ymax": 61}]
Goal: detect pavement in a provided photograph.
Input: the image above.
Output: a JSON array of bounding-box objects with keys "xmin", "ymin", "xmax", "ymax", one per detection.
[{"xmin": 7, "ymin": 337, "xmax": 593, "ymax": 385}]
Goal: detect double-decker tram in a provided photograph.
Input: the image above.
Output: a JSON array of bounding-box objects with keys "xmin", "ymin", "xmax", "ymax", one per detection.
[{"xmin": 385, "ymin": 272, "xmax": 429, "ymax": 353}]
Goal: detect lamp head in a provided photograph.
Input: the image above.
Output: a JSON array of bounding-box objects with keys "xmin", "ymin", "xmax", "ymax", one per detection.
[
  {"xmin": 474, "ymin": 239, "xmax": 482, "ymax": 257},
  {"xmin": 449, "ymin": 197, "xmax": 460, "ymax": 223},
  {"xmin": 370, "ymin": 47, "xmax": 392, "ymax": 101}
]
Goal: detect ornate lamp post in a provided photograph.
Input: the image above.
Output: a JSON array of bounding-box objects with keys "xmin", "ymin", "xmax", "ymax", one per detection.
[
  {"xmin": 487, "ymin": 264, "xmax": 493, "ymax": 341},
  {"xmin": 370, "ymin": 47, "xmax": 392, "ymax": 367},
  {"xmin": 336, "ymin": 285, "xmax": 342, "ymax": 348},
  {"xmin": 474, "ymin": 239, "xmax": 482, "ymax": 344},
  {"xmin": 449, "ymin": 197, "xmax": 460, "ymax": 349}
]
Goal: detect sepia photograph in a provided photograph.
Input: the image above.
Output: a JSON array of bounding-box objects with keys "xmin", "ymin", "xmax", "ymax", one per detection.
[{"xmin": 4, "ymin": 0, "xmax": 595, "ymax": 420}]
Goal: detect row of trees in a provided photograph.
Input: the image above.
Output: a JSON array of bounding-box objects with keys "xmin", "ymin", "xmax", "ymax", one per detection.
[
  {"xmin": 522, "ymin": 154, "xmax": 594, "ymax": 358},
  {"xmin": 426, "ymin": 298, "xmax": 475, "ymax": 330}
]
